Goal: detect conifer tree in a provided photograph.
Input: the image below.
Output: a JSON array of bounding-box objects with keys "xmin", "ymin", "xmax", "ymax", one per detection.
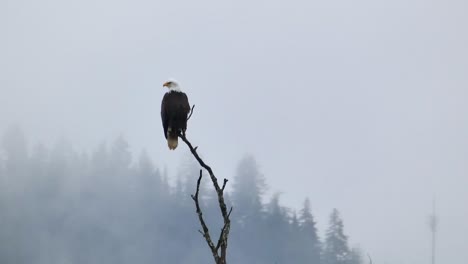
[
  {"xmin": 323, "ymin": 208, "xmax": 351, "ymax": 264},
  {"xmin": 264, "ymin": 193, "xmax": 290, "ymax": 263},
  {"xmin": 299, "ymin": 198, "xmax": 321, "ymax": 264},
  {"xmin": 230, "ymin": 155, "xmax": 267, "ymax": 263},
  {"xmin": 231, "ymin": 155, "xmax": 266, "ymax": 221}
]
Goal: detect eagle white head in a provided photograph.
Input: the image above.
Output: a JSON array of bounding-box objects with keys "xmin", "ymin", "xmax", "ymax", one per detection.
[{"xmin": 163, "ymin": 80, "xmax": 182, "ymax": 92}]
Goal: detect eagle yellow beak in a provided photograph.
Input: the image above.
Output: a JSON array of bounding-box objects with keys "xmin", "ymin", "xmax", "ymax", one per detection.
[{"xmin": 163, "ymin": 82, "xmax": 169, "ymax": 87}]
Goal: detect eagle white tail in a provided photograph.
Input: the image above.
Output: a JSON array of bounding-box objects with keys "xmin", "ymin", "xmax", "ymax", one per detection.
[{"xmin": 167, "ymin": 137, "xmax": 178, "ymax": 150}]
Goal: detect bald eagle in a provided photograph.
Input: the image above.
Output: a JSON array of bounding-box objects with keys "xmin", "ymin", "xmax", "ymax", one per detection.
[{"xmin": 161, "ymin": 80, "xmax": 190, "ymax": 150}]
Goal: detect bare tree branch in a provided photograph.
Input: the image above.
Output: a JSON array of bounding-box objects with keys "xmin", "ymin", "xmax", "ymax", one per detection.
[
  {"xmin": 180, "ymin": 132, "xmax": 232, "ymax": 264},
  {"xmin": 191, "ymin": 169, "xmax": 219, "ymax": 263}
]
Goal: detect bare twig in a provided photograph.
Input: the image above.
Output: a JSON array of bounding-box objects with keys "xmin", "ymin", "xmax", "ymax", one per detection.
[
  {"xmin": 367, "ymin": 253, "xmax": 373, "ymax": 264},
  {"xmin": 180, "ymin": 132, "xmax": 232, "ymax": 264},
  {"xmin": 221, "ymin": 179, "xmax": 228, "ymax": 192},
  {"xmin": 187, "ymin": 104, "xmax": 195, "ymax": 121}
]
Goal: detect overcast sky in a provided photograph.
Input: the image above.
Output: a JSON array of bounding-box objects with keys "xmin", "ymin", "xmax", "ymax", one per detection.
[{"xmin": 1, "ymin": 0, "xmax": 468, "ymax": 263}]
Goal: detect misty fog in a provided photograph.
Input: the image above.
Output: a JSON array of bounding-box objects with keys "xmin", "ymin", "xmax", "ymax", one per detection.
[
  {"xmin": 0, "ymin": 126, "xmax": 362, "ymax": 263},
  {"xmin": 1, "ymin": 0, "xmax": 467, "ymax": 263}
]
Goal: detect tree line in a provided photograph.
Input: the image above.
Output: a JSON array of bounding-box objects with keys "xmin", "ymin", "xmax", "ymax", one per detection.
[{"xmin": 0, "ymin": 126, "xmax": 365, "ymax": 264}]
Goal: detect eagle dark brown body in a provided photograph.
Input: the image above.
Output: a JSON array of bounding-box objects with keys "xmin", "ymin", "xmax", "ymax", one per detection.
[{"xmin": 161, "ymin": 89, "xmax": 190, "ymax": 150}]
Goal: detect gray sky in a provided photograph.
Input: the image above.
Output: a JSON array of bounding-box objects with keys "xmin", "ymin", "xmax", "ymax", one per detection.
[{"xmin": 1, "ymin": 0, "xmax": 468, "ymax": 263}]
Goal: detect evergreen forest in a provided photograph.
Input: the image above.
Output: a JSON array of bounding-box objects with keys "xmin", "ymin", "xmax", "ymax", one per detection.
[{"xmin": 0, "ymin": 126, "xmax": 365, "ymax": 264}]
